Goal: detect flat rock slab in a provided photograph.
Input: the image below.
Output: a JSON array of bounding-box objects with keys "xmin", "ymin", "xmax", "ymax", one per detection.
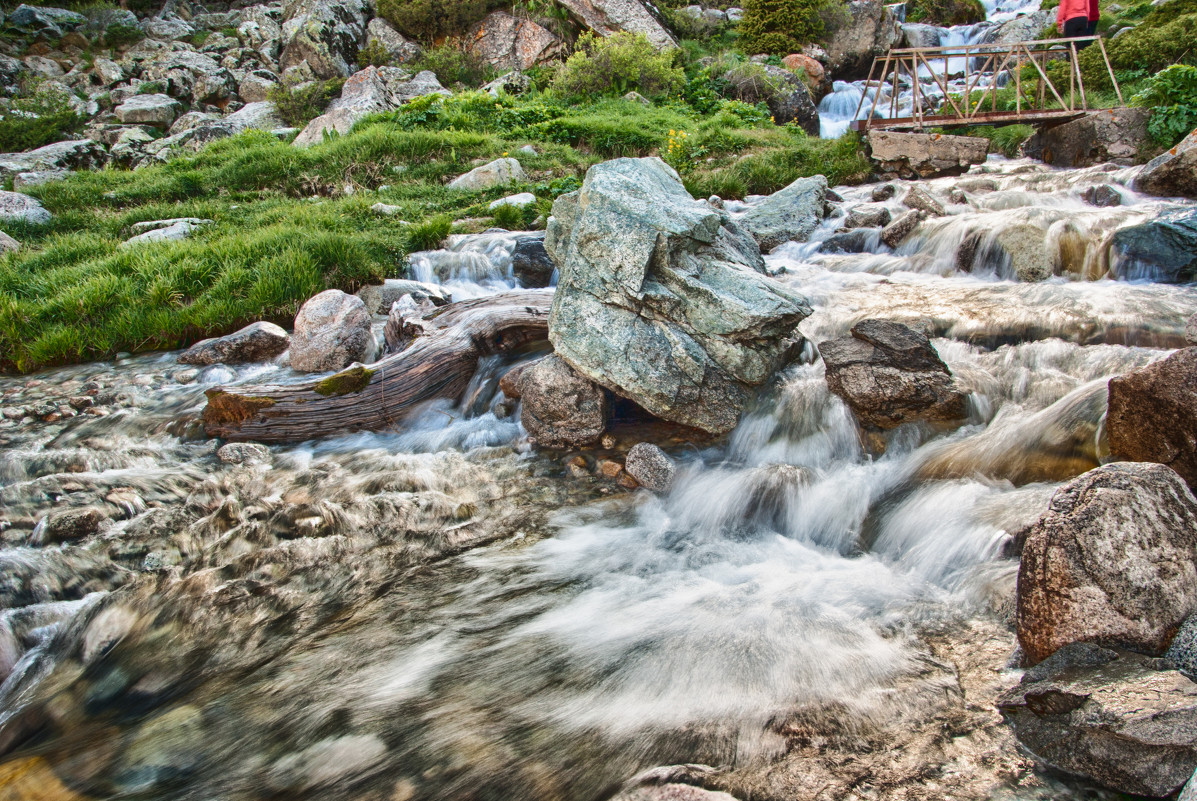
[{"xmin": 868, "ymin": 131, "xmax": 989, "ymax": 179}]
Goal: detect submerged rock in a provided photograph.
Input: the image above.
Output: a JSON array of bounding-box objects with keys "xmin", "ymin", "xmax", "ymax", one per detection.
[
  {"xmin": 290, "ymin": 290, "xmax": 373, "ymax": 372},
  {"xmin": 515, "ymin": 355, "xmax": 608, "ymax": 447},
  {"xmin": 546, "ymin": 157, "xmax": 811, "ymax": 435},
  {"xmin": 1016, "ymin": 462, "xmax": 1197, "ymax": 665},
  {"xmin": 880, "ymin": 209, "xmax": 925, "ymax": 249},
  {"xmin": 1082, "ymin": 184, "xmax": 1122, "ymax": 207},
  {"xmin": 993, "ymin": 224, "xmax": 1051, "ymax": 282},
  {"xmin": 624, "ymin": 443, "xmax": 676, "ymax": 492},
  {"xmin": 997, "ymin": 644, "xmax": 1197, "ymax": 797},
  {"xmin": 738, "ymin": 175, "xmax": 828, "ymax": 252},
  {"xmin": 867, "ymin": 130, "xmax": 989, "ymax": 179},
  {"xmin": 37, "ymin": 507, "xmax": 107, "ymax": 545},
  {"xmin": 1108, "ymin": 347, "xmax": 1197, "ymax": 485},
  {"xmin": 178, "ymin": 322, "xmax": 290, "ymax": 366},
  {"xmin": 1136, "ymin": 127, "xmax": 1197, "ymax": 200},
  {"xmin": 1110, "ymin": 209, "xmax": 1197, "ymax": 283},
  {"xmin": 820, "ymin": 319, "xmax": 967, "ymax": 430}
]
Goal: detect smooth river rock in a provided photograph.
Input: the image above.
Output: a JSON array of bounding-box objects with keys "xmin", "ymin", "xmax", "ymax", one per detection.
[
  {"xmin": 545, "ymin": 157, "xmax": 811, "ymax": 435},
  {"xmin": 997, "ymin": 644, "xmax": 1197, "ymax": 797},
  {"xmin": 820, "ymin": 319, "xmax": 967, "ymax": 430},
  {"xmin": 516, "ymin": 355, "xmax": 608, "ymax": 447},
  {"xmin": 738, "ymin": 175, "xmax": 828, "ymax": 252},
  {"xmin": 289, "ymin": 290, "xmax": 373, "ymax": 373},
  {"xmin": 1110, "ymin": 208, "xmax": 1197, "ymax": 283},
  {"xmin": 178, "ymin": 322, "xmax": 290, "ymax": 366},
  {"xmin": 1108, "ymin": 347, "xmax": 1197, "ymax": 485},
  {"xmin": 624, "ymin": 443, "xmax": 676, "ymax": 492},
  {"xmin": 1016, "ymin": 462, "xmax": 1197, "ymax": 665}
]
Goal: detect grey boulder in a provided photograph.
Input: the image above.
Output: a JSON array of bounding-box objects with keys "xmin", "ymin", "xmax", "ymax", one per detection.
[
  {"xmin": 737, "ymin": 175, "xmax": 829, "ymax": 252},
  {"xmin": 1136, "ymin": 126, "xmax": 1197, "ymax": 200},
  {"xmin": 279, "ymin": 0, "xmax": 368, "ymax": 79},
  {"xmin": 115, "ymin": 94, "xmax": 184, "ymax": 127},
  {"xmin": 1022, "ymin": 108, "xmax": 1151, "ymax": 168},
  {"xmin": 294, "ymin": 67, "xmax": 449, "ymax": 147},
  {"xmin": 624, "ymin": 443, "xmax": 676, "ymax": 492},
  {"xmin": 0, "ymin": 192, "xmax": 51, "ymax": 225},
  {"xmin": 1016, "ymin": 461, "xmax": 1197, "ymax": 665},
  {"xmin": 546, "ymin": 157, "xmax": 811, "ymax": 434},
  {"xmin": 365, "ymin": 18, "xmax": 422, "ymax": 64},
  {"xmin": 448, "ymin": 157, "xmax": 527, "ymax": 191},
  {"xmin": 1110, "ymin": 208, "xmax": 1197, "ymax": 283},
  {"xmin": 355, "ymin": 279, "xmax": 450, "ymax": 314},
  {"xmin": 554, "ymin": 0, "xmax": 677, "ymax": 49},
  {"xmin": 0, "ymin": 139, "xmax": 107, "ymax": 181},
  {"xmin": 290, "ymin": 289, "xmax": 374, "ymax": 372},
  {"xmin": 178, "ymin": 321, "xmax": 290, "ymax": 366},
  {"xmin": 514, "ymin": 354, "xmax": 608, "ymax": 447},
  {"xmin": 465, "ymin": 11, "xmax": 563, "ymax": 72}
]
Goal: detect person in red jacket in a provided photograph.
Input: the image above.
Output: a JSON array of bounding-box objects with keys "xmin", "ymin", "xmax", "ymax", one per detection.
[
  {"xmin": 1087, "ymin": 0, "xmax": 1100, "ymax": 35},
  {"xmin": 1057, "ymin": 0, "xmax": 1091, "ymax": 38}
]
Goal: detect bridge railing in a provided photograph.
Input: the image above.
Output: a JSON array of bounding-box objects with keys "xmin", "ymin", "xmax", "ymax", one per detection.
[{"xmin": 850, "ymin": 36, "xmax": 1125, "ymax": 132}]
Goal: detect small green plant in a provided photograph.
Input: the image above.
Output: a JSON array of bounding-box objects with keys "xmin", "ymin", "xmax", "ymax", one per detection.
[
  {"xmin": 100, "ymin": 22, "xmax": 144, "ymax": 48},
  {"xmin": 968, "ymin": 124, "xmax": 1034, "ymax": 157},
  {"xmin": 408, "ymin": 43, "xmax": 495, "ymax": 88},
  {"xmin": 187, "ymin": 29, "xmax": 212, "ymax": 46},
  {"xmin": 405, "ymin": 215, "xmax": 453, "ymax": 251},
  {"xmin": 552, "ymin": 32, "xmax": 685, "ymax": 100},
  {"xmin": 1132, "ymin": 64, "xmax": 1197, "ymax": 146},
  {"xmin": 268, "ymin": 79, "xmax": 345, "ymax": 128},
  {"xmin": 663, "ymin": 128, "xmax": 705, "ymax": 173},
  {"xmin": 359, "ymin": 39, "xmax": 393, "ymax": 68},
  {"xmin": 740, "ymin": 0, "xmax": 845, "ymax": 53},
  {"xmin": 0, "ymin": 78, "xmax": 85, "ymax": 152},
  {"xmin": 491, "ymin": 201, "xmax": 533, "ymax": 229},
  {"xmin": 376, "ymin": 0, "xmax": 490, "ymax": 41},
  {"xmin": 137, "ymin": 81, "xmax": 167, "ymax": 95}
]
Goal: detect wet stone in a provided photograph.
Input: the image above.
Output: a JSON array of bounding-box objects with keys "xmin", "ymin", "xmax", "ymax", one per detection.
[
  {"xmin": 38, "ymin": 507, "xmax": 107, "ymax": 545},
  {"xmin": 624, "ymin": 443, "xmax": 676, "ymax": 493},
  {"xmin": 1082, "ymin": 184, "xmax": 1122, "ymax": 207}
]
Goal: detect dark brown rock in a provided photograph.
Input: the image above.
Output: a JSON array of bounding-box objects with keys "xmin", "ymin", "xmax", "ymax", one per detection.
[
  {"xmin": 518, "ymin": 354, "xmax": 607, "ymax": 447},
  {"xmin": 178, "ymin": 321, "xmax": 289, "ymax": 366},
  {"xmin": 511, "ymin": 233, "xmax": 556, "ymax": 288},
  {"xmin": 38, "ymin": 507, "xmax": 107, "ymax": 544},
  {"xmin": 997, "ymin": 644, "xmax": 1197, "ymax": 797},
  {"xmin": 820, "ymin": 319, "xmax": 966, "ymax": 430},
  {"xmin": 1023, "ymin": 108, "xmax": 1151, "ymax": 168},
  {"xmin": 1108, "ymin": 348, "xmax": 1197, "ymax": 486},
  {"xmin": 880, "ymin": 209, "xmax": 925, "ymax": 249},
  {"xmin": 1082, "ymin": 184, "xmax": 1122, "ymax": 207},
  {"xmin": 1016, "ymin": 462, "xmax": 1197, "ymax": 665}
]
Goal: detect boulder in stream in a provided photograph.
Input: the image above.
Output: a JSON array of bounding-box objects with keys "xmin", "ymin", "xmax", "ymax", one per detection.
[
  {"xmin": 1022, "ymin": 108, "xmax": 1151, "ymax": 168},
  {"xmin": 1108, "ymin": 347, "xmax": 1197, "ymax": 486},
  {"xmin": 997, "ymin": 643, "xmax": 1197, "ymax": 797},
  {"xmin": 624, "ymin": 443, "xmax": 676, "ymax": 492},
  {"xmin": 514, "ymin": 354, "xmax": 608, "ymax": 447},
  {"xmin": 1136, "ymin": 126, "xmax": 1197, "ymax": 200},
  {"xmin": 738, "ymin": 175, "xmax": 828, "ymax": 252},
  {"xmin": 546, "ymin": 157, "xmax": 812, "ymax": 435},
  {"xmin": 178, "ymin": 321, "xmax": 290, "ymax": 366},
  {"xmin": 1016, "ymin": 462, "xmax": 1197, "ymax": 665},
  {"xmin": 880, "ymin": 209, "xmax": 925, "ymax": 249},
  {"xmin": 820, "ymin": 319, "xmax": 967, "ymax": 430},
  {"xmin": 1109, "ymin": 209, "xmax": 1197, "ymax": 283},
  {"xmin": 867, "ymin": 131, "xmax": 989, "ymax": 179},
  {"xmin": 289, "ymin": 290, "xmax": 374, "ymax": 373}
]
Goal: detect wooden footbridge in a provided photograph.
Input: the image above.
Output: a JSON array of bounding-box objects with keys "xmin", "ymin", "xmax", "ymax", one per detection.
[{"xmin": 849, "ymin": 36, "xmax": 1126, "ymax": 133}]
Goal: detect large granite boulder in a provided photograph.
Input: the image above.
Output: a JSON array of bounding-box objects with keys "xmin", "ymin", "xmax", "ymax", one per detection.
[
  {"xmin": 0, "ymin": 139, "xmax": 107, "ymax": 182},
  {"xmin": 8, "ymin": 4, "xmax": 85, "ymax": 38},
  {"xmin": 1109, "ymin": 209, "xmax": 1197, "ymax": 283},
  {"xmin": 238, "ymin": 5, "xmax": 285, "ymax": 63},
  {"xmin": 997, "ymin": 644, "xmax": 1197, "ymax": 797},
  {"xmin": 1016, "ymin": 462, "xmax": 1197, "ymax": 665},
  {"xmin": 737, "ymin": 175, "xmax": 828, "ymax": 252},
  {"xmin": 1108, "ymin": 347, "xmax": 1197, "ymax": 485},
  {"xmin": 294, "ymin": 67, "xmax": 450, "ymax": 146},
  {"xmin": 1136, "ymin": 127, "xmax": 1197, "ymax": 200},
  {"xmin": 722, "ymin": 65, "xmax": 819, "ymax": 134},
  {"xmin": 465, "ymin": 11, "xmax": 564, "ymax": 72},
  {"xmin": 178, "ymin": 322, "xmax": 290, "ymax": 366},
  {"xmin": 0, "ymin": 192, "xmax": 51, "ymax": 225},
  {"xmin": 1022, "ymin": 108, "xmax": 1151, "ymax": 168},
  {"xmin": 513, "ymin": 354, "xmax": 608, "ymax": 447},
  {"xmin": 448, "ymin": 157, "xmax": 527, "ymax": 191},
  {"xmin": 993, "ymin": 223, "xmax": 1052, "ymax": 282},
  {"xmin": 820, "ymin": 319, "xmax": 967, "ymax": 430},
  {"xmin": 140, "ymin": 49, "xmax": 237, "ymax": 107},
  {"xmin": 115, "ymin": 94, "xmax": 183, "ymax": 127},
  {"xmin": 868, "ymin": 131, "xmax": 989, "ymax": 179},
  {"xmin": 554, "ymin": 0, "xmax": 677, "ymax": 49},
  {"xmin": 279, "ymin": 0, "xmax": 369, "ymax": 80},
  {"xmin": 823, "ymin": 0, "xmax": 902, "ymax": 79},
  {"xmin": 364, "ymin": 18, "xmax": 422, "ymax": 65},
  {"xmin": 982, "ymin": 8, "xmax": 1052, "ymax": 44},
  {"xmin": 545, "ymin": 157, "xmax": 811, "ymax": 434},
  {"xmin": 290, "ymin": 290, "xmax": 374, "ymax": 372}
]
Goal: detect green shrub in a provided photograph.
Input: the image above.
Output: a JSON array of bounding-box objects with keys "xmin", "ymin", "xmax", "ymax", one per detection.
[
  {"xmin": 740, "ymin": 0, "xmax": 843, "ymax": 54},
  {"xmin": 268, "ymin": 79, "xmax": 345, "ymax": 128},
  {"xmin": 967, "ymin": 124, "xmax": 1034, "ymax": 157},
  {"xmin": 492, "ymin": 201, "xmax": 535, "ymax": 229},
  {"xmin": 408, "ymin": 43, "xmax": 495, "ymax": 88},
  {"xmin": 1074, "ymin": 0, "xmax": 1197, "ymax": 88},
  {"xmin": 0, "ymin": 79, "xmax": 85, "ymax": 152},
  {"xmin": 905, "ymin": 0, "xmax": 985, "ymax": 24},
  {"xmin": 376, "ymin": 0, "xmax": 490, "ymax": 41},
  {"xmin": 100, "ymin": 22, "xmax": 144, "ymax": 48},
  {"xmin": 137, "ymin": 81, "xmax": 166, "ymax": 95},
  {"xmin": 1132, "ymin": 64, "xmax": 1197, "ymax": 146},
  {"xmin": 551, "ymin": 32, "xmax": 685, "ymax": 100},
  {"xmin": 405, "ymin": 215, "xmax": 452, "ymax": 251},
  {"xmin": 359, "ymin": 39, "xmax": 393, "ymax": 68}
]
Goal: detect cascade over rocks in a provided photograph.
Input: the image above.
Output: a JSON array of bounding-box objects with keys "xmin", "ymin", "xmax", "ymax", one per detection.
[
  {"xmin": 1109, "ymin": 209, "xmax": 1197, "ymax": 283},
  {"xmin": 867, "ymin": 131, "xmax": 990, "ymax": 179},
  {"xmin": 819, "ymin": 319, "xmax": 967, "ymax": 430},
  {"xmin": 356, "ymin": 280, "xmax": 450, "ymax": 315},
  {"xmin": 1108, "ymin": 347, "xmax": 1197, "ymax": 486},
  {"xmin": 289, "ymin": 290, "xmax": 374, "ymax": 373},
  {"xmin": 1022, "ymin": 109, "xmax": 1151, "ymax": 168},
  {"xmin": 545, "ymin": 157, "xmax": 812, "ymax": 435},
  {"xmin": 178, "ymin": 322, "xmax": 290, "ymax": 366},
  {"xmin": 1136, "ymin": 127, "xmax": 1197, "ymax": 200},
  {"xmin": 997, "ymin": 644, "xmax": 1197, "ymax": 797},
  {"xmin": 737, "ymin": 175, "xmax": 828, "ymax": 252},
  {"xmin": 553, "ymin": 0, "xmax": 677, "ymax": 50},
  {"xmin": 1016, "ymin": 462, "xmax": 1197, "ymax": 665}
]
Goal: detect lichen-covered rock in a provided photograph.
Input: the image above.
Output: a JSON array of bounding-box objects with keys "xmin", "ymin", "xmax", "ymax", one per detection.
[
  {"xmin": 365, "ymin": 18, "xmax": 422, "ymax": 64},
  {"xmin": 0, "ymin": 231, "xmax": 19, "ymax": 254},
  {"xmin": 820, "ymin": 318, "xmax": 966, "ymax": 430},
  {"xmin": 8, "ymin": 4, "xmax": 85, "ymax": 38},
  {"xmin": 516, "ymin": 355, "xmax": 608, "ymax": 447},
  {"xmin": 0, "ymin": 191, "xmax": 51, "ymax": 225},
  {"xmin": 239, "ymin": 70, "xmax": 281, "ymax": 103},
  {"xmin": 868, "ymin": 130, "xmax": 989, "ymax": 179},
  {"xmin": 546, "ymin": 157, "xmax": 811, "ymax": 434},
  {"xmin": 723, "ymin": 64, "xmax": 819, "ymax": 133},
  {"xmin": 465, "ymin": 11, "xmax": 563, "ymax": 72},
  {"xmin": 1108, "ymin": 347, "xmax": 1197, "ymax": 485},
  {"xmin": 0, "ymin": 139, "xmax": 107, "ymax": 181},
  {"xmin": 290, "ymin": 290, "xmax": 374, "ymax": 372},
  {"xmin": 178, "ymin": 322, "xmax": 290, "ymax": 366},
  {"xmin": 554, "ymin": 0, "xmax": 677, "ymax": 49},
  {"xmin": 1136, "ymin": 127, "xmax": 1197, "ymax": 200},
  {"xmin": 823, "ymin": 0, "xmax": 902, "ymax": 79},
  {"xmin": 448, "ymin": 157, "xmax": 527, "ymax": 191},
  {"xmin": 114, "ymin": 93, "xmax": 183, "ymax": 127},
  {"xmin": 997, "ymin": 644, "xmax": 1197, "ymax": 797},
  {"xmin": 624, "ymin": 443, "xmax": 676, "ymax": 492},
  {"xmin": 293, "ymin": 67, "xmax": 449, "ymax": 147},
  {"xmin": 737, "ymin": 175, "xmax": 828, "ymax": 252},
  {"xmin": 278, "ymin": 0, "xmax": 369, "ymax": 79},
  {"xmin": 1016, "ymin": 462, "xmax": 1197, "ymax": 665}
]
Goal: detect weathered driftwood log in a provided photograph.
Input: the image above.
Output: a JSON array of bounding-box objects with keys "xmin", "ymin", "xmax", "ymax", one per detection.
[{"xmin": 203, "ymin": 290, "xmax": 553, "ymax": 442}]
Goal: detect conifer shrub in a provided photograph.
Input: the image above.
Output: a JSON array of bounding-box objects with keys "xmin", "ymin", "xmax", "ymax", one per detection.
[
  {"xmin": 551, "ymin": 32, "xmax": 685, "ymax": 100},
  {"xmin": 268, "ymin": 79, "xmax": 345, "ymax": 128},
  {"xmin": 740, "ymin": 0, "xmax": 842, "ymax": 54},
  {"xmin": 375, "ymin": 0, "xmax": 490, "ymax": 41},
  {"xmin": 0, "ymin": 79, "xmax": 85, "ymax": 152}
]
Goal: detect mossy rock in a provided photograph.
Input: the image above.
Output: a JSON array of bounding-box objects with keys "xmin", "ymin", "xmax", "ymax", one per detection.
[{"xmin": 313, "ymin": 365, "xmax": 375, "ymax": 397}]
